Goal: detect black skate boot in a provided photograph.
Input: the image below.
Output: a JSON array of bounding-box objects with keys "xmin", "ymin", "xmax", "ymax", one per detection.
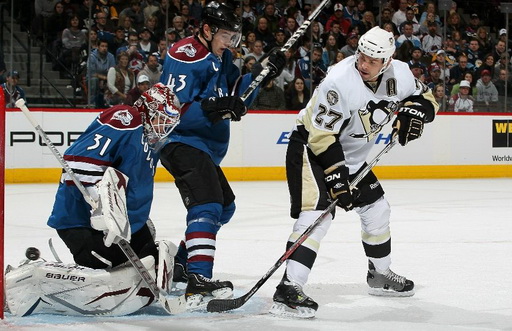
[
  {"xmin": 185, "ymin": 273, "xmax": 233, "ymax": 308},
  {"xmin": 269, "ymin": 276, "xmax": 318, "ymax": 318},
  {"xmin": 367, "ymin": 260, "xmax": 415, "ymax": 297},
  {"xmin": 172, "ymin": 262, "xmax": 188, "ymax": 284}
]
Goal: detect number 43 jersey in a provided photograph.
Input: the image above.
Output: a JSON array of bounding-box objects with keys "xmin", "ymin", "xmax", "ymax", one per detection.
[
  {"xmin": 48, "ymin": 105, "xmax": 157, "ymax": 234},
  {"xmin": 294, "ymin": 56, "xmax": 437, "ymax": 174}
]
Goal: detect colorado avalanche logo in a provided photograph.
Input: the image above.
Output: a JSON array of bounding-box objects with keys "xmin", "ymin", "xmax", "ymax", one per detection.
[
  {"xmin": 112, "ymin": 110, "xmax": 134, "ymax": 126},
  {"xmin": 176, "ymin": 43, "xmax": 197, "ymax": 57},
  {"xmin": 326, "ymin": 90, "xmax": 339, "ymax": 106}
]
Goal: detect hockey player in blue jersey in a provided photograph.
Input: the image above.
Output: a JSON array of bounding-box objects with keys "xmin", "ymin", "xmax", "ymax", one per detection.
[
  {"xmin": 47, "ymin": 83, "xmax": 181, "ymax": 269},
  {"xmin": 159, "ymin": 1, "xmax": 285, "ymax": 307}
]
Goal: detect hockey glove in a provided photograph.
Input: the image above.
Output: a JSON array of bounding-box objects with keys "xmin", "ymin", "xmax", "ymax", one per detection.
[
  {"xmin": 392, "ymin": 105, "xmax": 427, "ymax": 146},
  {"xmin": 201, "ymin": 96, "xmax": 247, "ymax": 124},
  {"xmin": 251, "ymin": 48, "xmax": 286, "ymax": 86},
  {"xmin": 325, "ymin": 166, "xmax": 359, "ymax": 211}
]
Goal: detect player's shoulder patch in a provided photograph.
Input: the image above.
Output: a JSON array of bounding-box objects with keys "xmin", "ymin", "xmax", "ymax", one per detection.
[
  {"xmin": 98, "ymin": 105, "xmax": 143, "ymax": 130},
  {"xmin": 169, "ymin": 37, "xmax": 209, "ymax": 63}
]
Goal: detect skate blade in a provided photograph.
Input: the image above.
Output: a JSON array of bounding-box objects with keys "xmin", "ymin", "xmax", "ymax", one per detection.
[
  {"xmin": 368, "ymin": 287, "xmax": 415, "ymax": 297},
  {"xmin": 269, "ymin": 302, "xmax": 316, "ymax": 319}
]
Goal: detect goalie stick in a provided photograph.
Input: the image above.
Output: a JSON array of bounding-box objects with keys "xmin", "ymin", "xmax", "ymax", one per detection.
[
  {"xmin": 240, "ymin": 0, "xmax": 331, "ymax": 102},
  {"xmin": 206, "ymin": 138, "xmax": 398, "ymax": 313},
  {"xmin": 15, "ymin": 99, "xmax": 187, "ymax": 315}
]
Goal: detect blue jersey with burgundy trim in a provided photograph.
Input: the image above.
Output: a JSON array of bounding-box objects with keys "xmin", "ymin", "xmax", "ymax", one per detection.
[
  {"xmin": 47, "ymin": 105, "xmax": 157, "ymax": 233},
  {"xmin": 160, "ymin": 35, "xmax": 257, "ymax": 165}
]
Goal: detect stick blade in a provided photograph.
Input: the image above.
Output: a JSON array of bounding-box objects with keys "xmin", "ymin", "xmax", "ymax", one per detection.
[{"xmin": 206, "ymin": 296, "xmax": 247, "ymax": 313}]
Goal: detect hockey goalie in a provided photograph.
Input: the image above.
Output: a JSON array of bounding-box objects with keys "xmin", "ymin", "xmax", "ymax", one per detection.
[
  {"xmin": 6, "ymin": 84, "xmax": 182, "ymax": 316},
  {"xmin": 4, "ymin": 168, "xmax": 177, "ymax": 316}
]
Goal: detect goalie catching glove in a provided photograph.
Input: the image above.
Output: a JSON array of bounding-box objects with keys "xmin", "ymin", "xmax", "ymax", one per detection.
[
  {"xmin": 201, "ymin": 96, "xmax": 247, "ymax": 124},
  {"xmin": 325, "ymin": 165, "xmax": 359, "ymax": 211},
  {"xmin": 90, "ymin": 167, "xmax": 131, "ymax": 247},
  {"xmin": 392, "ymin": 103, "xmax": 428, "ymax": 146}
]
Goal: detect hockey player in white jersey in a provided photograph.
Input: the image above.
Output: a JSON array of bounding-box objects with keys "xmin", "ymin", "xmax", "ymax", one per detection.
[{"xmin": 270, "ymin": 26, "xmax": 439, "ymax": 318}]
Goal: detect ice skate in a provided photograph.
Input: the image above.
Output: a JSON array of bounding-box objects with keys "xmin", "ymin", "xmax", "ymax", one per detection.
[
  {"xmin": 269, "ymin": 277, "xmax": 318, "ymax": 319},
  {"xmin": 367, "ymin": 261, "xmax": 415, "ymax": 297},
  {"xmin": 172, "ymin": 262, "xmax": 188, "ymax": 284},
  {"xmin": 185, "ymin": 273, "xmax": 233, "ymax": 309}
]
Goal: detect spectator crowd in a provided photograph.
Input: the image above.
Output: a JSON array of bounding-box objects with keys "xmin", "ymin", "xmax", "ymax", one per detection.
[{"xmin": 5, "ymin": 0, "xmax": 512, "ymax": 112}]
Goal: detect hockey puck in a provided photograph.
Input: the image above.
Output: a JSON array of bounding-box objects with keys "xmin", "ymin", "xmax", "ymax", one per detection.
[{"xmin": 25, "ymin": 247, "xmax": 41, "ymax": 260}]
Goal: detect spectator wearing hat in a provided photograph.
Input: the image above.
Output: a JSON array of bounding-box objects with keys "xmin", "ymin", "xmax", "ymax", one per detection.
[
  {"xmin": 409, "ymin": 62, "xmax": 425, "ymax": 82},
  {"xmin": 426, "ymin": 64, "xmax": 448, "ymax": 95},
  {"xmin": 266, "ymin": 28, "xmax": 287, "ymax": 53},
  {"xmin": 1, "ymin": 71, "xmax": 26, "ymax": 108},
  {"xmin": 408, "ymin": 46, "xmax": 428, "ymax": 75},
  {"xmin": 432, "ymin": 50, "xmax": 451, "ymax": 83},
  {"xmin": 475, "ymin": 69, "xmax": 499, "ymax": 111},
  {"xmin": 340, "ymin": 32, "xmax": 359, "ymax": 58},
  {"xmin": 448, "ymin": 80, "xmax": 474, "ymax": 112},
  {"xmin": 396, "ymin": 22, "xmax": 421, "ymax": 50},
  {"xmin": 465, "ymin": 14, "xmax": 481, "ymax": 38},
  {"xmin": 138, "ymin": 26, "xmax": 159, "ymax": 61},
  {"xmin": 166, "ymin": 28, "xmax": 180, "ymax": 46},
  {"xmin": 421, "ymin": 21, "xmax": 442, "ymax": 56},
  {"xmin": 325, "ymin": 3, "xmax": 351, "ymax": 36},
  {"xmin": 137, "ymin": 53, "xmax": 161, "ymax": 86},
  {"xmin": 451, "ymin": 72, "xmax": 477, "ymax": 97},
  {"xmin": 125, "ymin": 74, "xmax": 151, "ymax": 106}
]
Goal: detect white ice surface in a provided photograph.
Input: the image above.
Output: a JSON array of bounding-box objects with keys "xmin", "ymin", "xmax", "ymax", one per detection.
[{"xmin": 2, "ymin": 179, "xmax": 512, "ymax": 330}]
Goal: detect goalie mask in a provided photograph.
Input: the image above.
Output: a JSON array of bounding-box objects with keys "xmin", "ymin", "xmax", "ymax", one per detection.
[
  {"xmin": 355, "ymin": 26, "xmax": 395, "ymax": 78},
  {"xmin": 134, "ymin": 83, "xmax": 181, "ymax": 147}
]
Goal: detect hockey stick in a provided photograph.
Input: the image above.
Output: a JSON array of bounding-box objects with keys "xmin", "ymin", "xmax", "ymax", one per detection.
[
  {"xmin": 206, "ymin": 139, "xmax": 398, "ymax": 313},
  {"xmin": 240, "ymin": 0, "xmax": 331, "ymax": 102},
  {"xmin": 15, "ymin": 99, "xmax": 187, "ymax": 315}
]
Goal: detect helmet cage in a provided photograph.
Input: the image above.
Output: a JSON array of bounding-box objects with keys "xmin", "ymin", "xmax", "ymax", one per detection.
[{"xmin": 135, "ymin": 83, "xmax": 181, "ymax": 148}]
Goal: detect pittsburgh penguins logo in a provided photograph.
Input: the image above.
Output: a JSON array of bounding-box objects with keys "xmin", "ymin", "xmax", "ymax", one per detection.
[
  {"xmin": 350, "ymin": 100, "xmax": 397, "ymax": 140},
  {"xmin": 326, "ymin": 90, "xmax": 339, "ymax": 106}
]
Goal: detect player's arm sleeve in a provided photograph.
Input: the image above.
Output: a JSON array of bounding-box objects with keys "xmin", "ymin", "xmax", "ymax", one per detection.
[{"xmin": 300, "ymin": 86, "xmax": 348, "ymax": 172}]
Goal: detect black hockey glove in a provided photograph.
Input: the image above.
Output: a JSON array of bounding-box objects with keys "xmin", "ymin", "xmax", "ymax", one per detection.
[
  {"xmin": 392, "ymin": 105, "xmax": 427, "ymax": 146},
  {"xmin": 325, "ymin": 166, "xmax": 359, "ymax": 211},
  {"xmin": 251, "ymin": 48, "xmax": 286, "ymax": 85},
  {"xmin": 201, "ymin": 96, "xmax": 247, "ymax": 124}
]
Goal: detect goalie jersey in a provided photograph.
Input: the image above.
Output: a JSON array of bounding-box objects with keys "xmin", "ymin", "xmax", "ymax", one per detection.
[
  {"xmin": 160, "ymin": 35, "xmax": 257, "ymax": 165},
  {"xmin": 47, "ymin": 105, "xmax": 157, "ymax": 234},
  {"xmin": 295, "ymin": 56, "xmax": 438, "ymax": 174}
]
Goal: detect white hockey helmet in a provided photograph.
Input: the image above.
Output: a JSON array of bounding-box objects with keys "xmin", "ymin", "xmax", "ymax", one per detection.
[{"xmin": 356, "ymin": 26, "xmax": 396, "ymax": 76}]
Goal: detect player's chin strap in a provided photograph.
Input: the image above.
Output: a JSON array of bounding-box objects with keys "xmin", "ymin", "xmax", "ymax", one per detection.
[
  {"xmin": 16, "ymin": 99, "xmax": 187, "ymax": 315},
  {"xmin": 239, "ymin": 0, "xmax": 332, "ymax": 102}
]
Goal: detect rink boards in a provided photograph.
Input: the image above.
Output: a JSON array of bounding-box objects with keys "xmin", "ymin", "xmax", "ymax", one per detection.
[{"xmin": 3, "ymin": 109, "xmax": 512, "ymax": 183}]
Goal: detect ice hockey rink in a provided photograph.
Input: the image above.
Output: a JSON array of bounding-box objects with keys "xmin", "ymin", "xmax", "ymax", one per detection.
[{"xmin": 2, "ymin": 178, "xmax": 512, "ymax": 330}]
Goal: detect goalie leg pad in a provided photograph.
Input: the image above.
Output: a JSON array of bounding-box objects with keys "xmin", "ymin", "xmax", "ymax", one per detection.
[{"xmin": 5, "ymin": 256, "xmax": 156, "ymax": 316}]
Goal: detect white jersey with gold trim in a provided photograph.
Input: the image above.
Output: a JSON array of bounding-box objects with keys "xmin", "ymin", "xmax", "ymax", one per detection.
[{"xmin": 295, "ymin": 55, "xmax": 432, "ymax": 174}]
